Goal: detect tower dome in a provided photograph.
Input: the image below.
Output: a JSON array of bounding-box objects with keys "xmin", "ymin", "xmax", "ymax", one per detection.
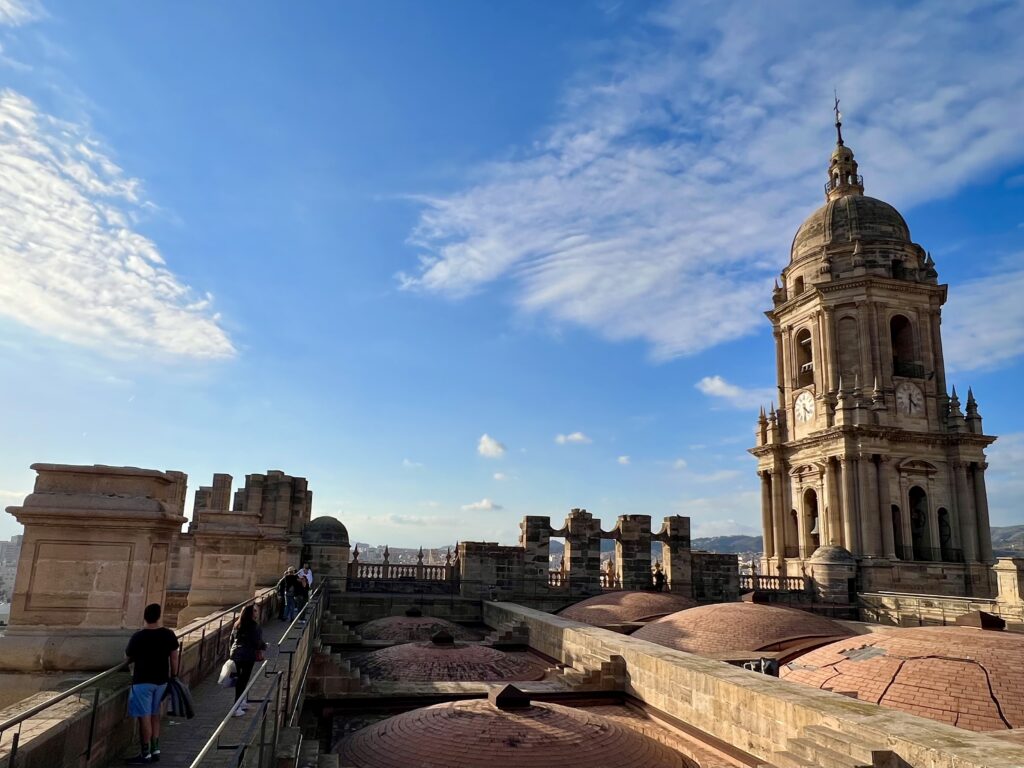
[
  {"xmin": 351, "ymin": 635, "xmax": 547, "ymax": 682},
  {"xmin": 790, "ymin": 195, "xmax": 911, "ymax": 263}
]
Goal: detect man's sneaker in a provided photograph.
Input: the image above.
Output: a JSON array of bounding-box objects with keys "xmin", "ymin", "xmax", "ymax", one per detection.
[
  {"xmin": 125, "ymin": 754, "xmax": 152, "ymax": 764},
  {"xmin": 150, "ymin": 751, "xmax": 160, "ymax": 763}
]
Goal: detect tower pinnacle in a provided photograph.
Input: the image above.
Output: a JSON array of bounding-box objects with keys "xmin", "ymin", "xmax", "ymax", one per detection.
[
  {"xmin": 825, "ymin": 97, "xmax": 864, "ymax": 202},
  {"xmin": 834, "ymin": 91, "xmax": 844, "ymax": 146}
]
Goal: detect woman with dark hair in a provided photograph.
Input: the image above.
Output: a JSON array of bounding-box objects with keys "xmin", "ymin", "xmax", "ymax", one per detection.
[{"xmin": 229, "ymin": 604, "xmax": 268, "ymax": 716}]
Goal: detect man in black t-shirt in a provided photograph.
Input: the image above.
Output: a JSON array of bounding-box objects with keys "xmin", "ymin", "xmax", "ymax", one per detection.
[{"xmin": 125, "ymin": 603, "xmax": 180, "ymax": 764}]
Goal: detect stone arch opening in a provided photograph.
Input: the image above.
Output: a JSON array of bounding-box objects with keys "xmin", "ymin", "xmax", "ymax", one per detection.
[
  {"xmin": 803, "ymin": 488, "xmax": 820, "ymax": 555},
  {"xmin": 792, "ymin": 276, "xmax": 804, "ymax": 296},
  {"xmin": 937, "ymin": 507, "xmax": 954, "ymax": 562},
  {"xmin": 890, "ymin": 314, "xmax": 919, "ymax": 377},
  {"xmin": 909, "ymin": 485, "xmax": 930, "ymax": 561},
  {"xmin": 795, "ymin": 328, "xmax": 814, "ymax": 388}
]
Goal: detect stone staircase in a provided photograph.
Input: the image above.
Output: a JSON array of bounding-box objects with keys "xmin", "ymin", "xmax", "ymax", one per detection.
[
  {"xmin": 768, "ymin": 724, "xmax": 897, "ymax": 768},
  {"xmin": 558, "ymin": 653, "xmax": 627, "ymax": 691},
  {"xmin": 304, "ymin": 641, "xmax": 369, "ymax": 695},
  {"xmin": 482, "ymin": 620, "xmax": 529, "ymax": 648},
  {"xmin": 319, "ymin": 611, "xmax": 363, "ymax": 645}
]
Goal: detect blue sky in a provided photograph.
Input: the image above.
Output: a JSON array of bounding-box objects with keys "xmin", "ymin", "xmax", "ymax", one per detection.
[{"xmin": 0, "ymin": 0, "xmax": 1022, "ymax": 546}]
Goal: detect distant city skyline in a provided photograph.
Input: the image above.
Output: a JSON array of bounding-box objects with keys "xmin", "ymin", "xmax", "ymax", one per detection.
[{"xmin": 0, "ymin": 1, "xmax": 1022, "ymax": 547}]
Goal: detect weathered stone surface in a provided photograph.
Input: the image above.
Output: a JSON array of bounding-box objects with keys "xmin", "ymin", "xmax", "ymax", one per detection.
[{"xmin": 559, "ymin": 591, "xmax": 697, "ymax": 627}]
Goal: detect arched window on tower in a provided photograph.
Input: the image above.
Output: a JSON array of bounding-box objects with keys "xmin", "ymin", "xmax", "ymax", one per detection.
[
  {"xmin": 792, "ymin": 276, "xmax": 804, "ymax": 296},
  {"xmin": 795, "ymin": 328, "xmax": 814, "ymax": 388},
  {"xmin": 937, "ymin": 508, "xmax": 956, "ymax": 562},
  {"xmin": 890, "ymin": 315, "xmax": 921, "ymax": 378},
  {"xmin": 909, "ymin": 486, "xmax": 930, "ymax": 561},
  {"xmin": 803, "ymin": 488, "xmax": 820, "ymax": 556}
]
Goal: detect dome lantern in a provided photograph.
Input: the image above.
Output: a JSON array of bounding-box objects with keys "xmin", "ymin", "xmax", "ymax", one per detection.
[{"xmin": 825, "ymin": 94, "xmax": 864, "ymax": 201}]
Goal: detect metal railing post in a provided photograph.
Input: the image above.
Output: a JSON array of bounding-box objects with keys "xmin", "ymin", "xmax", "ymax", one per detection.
[{"xmin": 84, "ymin": 686, "xmax": 101, "ymax": 760}]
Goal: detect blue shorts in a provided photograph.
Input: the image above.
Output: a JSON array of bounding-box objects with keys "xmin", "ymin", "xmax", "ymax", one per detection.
[{"xmin": 128, "ymin": 683, "xmax": 167, "ymax": 717}]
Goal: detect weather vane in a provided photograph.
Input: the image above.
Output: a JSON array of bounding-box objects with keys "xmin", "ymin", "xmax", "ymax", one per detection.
[{"xmin": 833, "ymin": 89, "xmax": 844, "ymax": 146}]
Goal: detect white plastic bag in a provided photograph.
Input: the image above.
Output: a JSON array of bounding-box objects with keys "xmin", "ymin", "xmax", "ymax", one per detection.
[{"xmin": 217, "ymin": 659, "xmax": 237, "ymax": 688}]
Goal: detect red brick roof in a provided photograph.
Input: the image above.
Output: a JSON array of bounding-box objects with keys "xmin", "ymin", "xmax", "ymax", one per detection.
[
  {"xmin": 357, "ymin": 616, "xmax": 476, "ymax": 642},
  {"xmin": 337, "ymin": 698, "xmax": 689, "ymax": 767},
  {"xmin": 632, "ymin": 602, "xmax": 851, "ymax": 656},
  {"xmin": 559, "ymin": 591, "xmax": 698, "ymax": 627},
  {"xmin": 780, "ymin": 626, "xmax": 1024, "ymax": 731},
  {"xmin": 352, "ymin": 642, "xmax": 548, "ymax": 682}
]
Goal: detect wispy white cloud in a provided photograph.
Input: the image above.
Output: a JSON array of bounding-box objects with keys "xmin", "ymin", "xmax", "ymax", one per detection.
[
  {"xmin": 493, "ymin": 472, "xmax": 509, "ymax": 481},
  {"xmin": 402, "ymin": 458, "xmax": 424, "ymax": 469},
  {"xmin": 400, "ymin": 2, "xmax": 1024, "ymax": 362},
  {"xmin": 387, "ymin": 513, "xmax": 456, "ymax": 527},
  {"xmin": 943, "ymin": 265, "xmax": 1024, "ymax": 373},
  {"xmin": 696, "ymin": 375, "xmax": 775, "ymax": 409},
  {"xmin": 461, "ymin": 498, "xmax": 502, "ymax": 512},
  {"xmin": 477, "ymin": 433, "xmax": 506, "ymax": 458},
  {"xmin": 0, "ymin": 90, "xmax": 235, "ymax": 360},
  {"xmin": 617, "ymin": 455, "xmax": 630, "ymax": 465},
  {"xmin": 672, "ymin": 458, "xmax": 688, "ymax": 470},
  {"xmin": 0, "ymin": 0, "xmax": 43, "ymax": 26},
  {"xmin": 555, "ymin": 431, "xmax": 591, "ymax": 445},
  {"xmin": 0, "ymin": 489, "xmax": 27, "ymax": 501},
  {"xmin": 987, "ymin": 432, "xmax": 1024, "ymax": 528}
]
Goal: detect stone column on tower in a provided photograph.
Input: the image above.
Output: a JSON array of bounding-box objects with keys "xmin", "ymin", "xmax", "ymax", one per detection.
[
  {"xmin": 973, "ymin": 462, "xmax": 994, "ymax": 563},
  {"xmin": 954, "ymin": 461, "xmax": 978, "ymax": 562},
  {"xmin": 877, "ymin": 456, "xmax": 896, "ymax": 558},
  {"xmin": 859, "ymin": 454, "xmax": 881, "ymax": 557},
  {"xmin": 839, "ymin": 457, "xmax": 858, "ymax": 554},
  {"xmin": 758, "ymin": 471, "xmax": 775, "ymax": 558}
]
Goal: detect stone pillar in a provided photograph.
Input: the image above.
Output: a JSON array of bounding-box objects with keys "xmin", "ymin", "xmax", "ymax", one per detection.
[
  {"xmin": 563, "ymin": 508, "xmax": 602, "ymax": 595},
  {"xmin": 839, "ymin": 457, "xmax": 859, "ymax": 554},
  {"xmin": 655, "ymin": 516, "xmax": 691, "ymax": 596},
  {"xmin": 973, "ymin": 463, "xmax": 994, "ymax": 563},
  {"xmin": 950, "ymin": 461, "xmax": 976, "ymax": 562},
  {"xmin": 613, "ymin": 515, "xmax": 652, "ymax": 591},
  {"xmin": 519, "ymin": 516, "xmax": 553, "ymax": 593},
  {"xmin": 232, "ymin": 471, "xmax": 313, "ymax": 585},
  {"xmin": 771, "ymin": 470, "xmax": 786, "ymax": 571},
  {"xmin": 759, "ymin": 471, "xmax": 775, "ymax": 558},
  {"xmin": 0, "ymin": 464, "xmax": 187, "ymax": 671},
  {"xmin": 859, "ymin": 454, "xmax": 881, "ymax": 557},
  {"xmin": 994, "ymin": 558, "xmax": 1024, "ymax": 606},
  {"xmin": 877, "ymin": 456, "xmax": 896, "ymax": 558},
  {"xmin": 825, "ymin": 458, "xmax": 841, "ymax": 547},
  {"xmin": 178, "ymin": 507, "xmax": 261, "ymax": 625}
]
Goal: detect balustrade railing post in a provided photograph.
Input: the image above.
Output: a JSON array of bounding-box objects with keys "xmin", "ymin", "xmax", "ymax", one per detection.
[{"xmin": 198, "ymin": 626, "xmax": 207, "ymax": 672}]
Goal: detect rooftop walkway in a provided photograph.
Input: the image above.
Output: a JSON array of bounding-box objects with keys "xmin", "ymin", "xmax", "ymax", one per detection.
[{"xmin": 108, "ymin": 617, "xmax": 291, "ymax": 768}]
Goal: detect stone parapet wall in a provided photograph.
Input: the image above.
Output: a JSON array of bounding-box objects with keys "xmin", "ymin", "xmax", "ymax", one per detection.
[
  {"xmin": 859, "ymin": 591, "xmax": 1024, "ymax": 630},
  {"xmin": 483, "ymin": 601, "xmax": 1024, "ymax": 768}
]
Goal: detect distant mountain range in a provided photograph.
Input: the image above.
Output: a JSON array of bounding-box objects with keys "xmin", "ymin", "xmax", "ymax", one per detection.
[{"xmin": 544, "ymin": 526, "xmax": 1024, "ymax": 556}]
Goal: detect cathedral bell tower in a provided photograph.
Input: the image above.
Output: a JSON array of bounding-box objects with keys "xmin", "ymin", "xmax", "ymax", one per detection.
[{"xmin": 749, "ymin": 105, "xmax": 997, "ymax": 597}]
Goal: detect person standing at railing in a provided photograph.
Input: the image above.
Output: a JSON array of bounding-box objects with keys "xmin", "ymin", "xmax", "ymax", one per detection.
[
  {"xmin": 276, "ymin": 567, "xmax": 298, "ymax": 621},
  {"xmin": 229, "ymin": 604, "xmax": 268, "ymax": 716},
  {"xmin": 297, "ymin": 562, "xmax": 314, "ymax": 587},
  {"xmin": 124, "ymin": 603, "xmax": 180, "ymax": 764},
  {"xmin": 293, "ymin": 573, "xmax": 310, "ymax": 617}
]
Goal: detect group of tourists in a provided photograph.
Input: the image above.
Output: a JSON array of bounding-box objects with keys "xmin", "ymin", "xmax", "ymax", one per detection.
[
  {"xmin": 121, "ymin": 561, "xmax": 315, "ymax": 763},
  {"xmin": 276, "ymin": 561, "xmax": 314, "ymax": 621}
]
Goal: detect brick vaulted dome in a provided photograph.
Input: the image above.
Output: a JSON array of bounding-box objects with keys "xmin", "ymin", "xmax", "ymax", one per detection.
[
  {"xmin": 559, "ymin": 591, "xmax": 698, "ymax": 627},
  {"xmin": 352, "ymin": 640, "xmax": 548, "ymax": 682},
  {"xmin": 338, "ymin": 696, "xmax": 689, "ymax": 768},
  {"xmin": 356, "ymin": 616, "xmax": 476, "ymax": 642},
  {"xmin": 780, "ymin": 626, "xmax": 1024, "ymax": 731},
  {"xmin": 632, "ymin": 603, "xmax": 852, "ymax": 657}
]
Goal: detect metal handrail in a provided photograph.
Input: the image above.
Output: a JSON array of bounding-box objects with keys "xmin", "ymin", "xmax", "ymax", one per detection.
[{"xmin": 0, "ymin": 586, "xmax": 277, "ymax": 735}]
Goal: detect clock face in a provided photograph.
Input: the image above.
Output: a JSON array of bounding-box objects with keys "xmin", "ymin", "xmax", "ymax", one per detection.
[
  {"xmin": 794, "ymin": 391, "xmax": 815, "ymax": 423},
  {"xmin": 896, "ymin": 382, "xmax": 924, "ymax": 416}
]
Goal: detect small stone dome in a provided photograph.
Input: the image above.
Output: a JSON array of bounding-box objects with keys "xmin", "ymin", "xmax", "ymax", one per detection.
[
  {"xmin": 790, "ymin": 195, "xmax": 910, "ymax": 263},
  {"xmin": 780, "ymin": 626, "xmax": 1024, "ymax": 731},
  {"xmin": 808, "ymin": 545, "xmax": 856, "ymax": 564},
  {"xmin": 633, "ymin": 602, "xmax": 852, "ymax": 658},
  {"xmin": 559, "ymin": 591, "xmax": 698, "ymax": 627},
  {"xmin": 338, "ymin": 696, "xmax": 689, "ymax": 767},
  {"xmin": 356, "ymin": 615, "xmax": 476, "ymax": 642},
  {"xmin": 301, "ymin": 516, "xmax": 349, "ymax": 546},
  {"xmin": 352, "ymin": 640, "xmax": 547, "ymax": 682}
]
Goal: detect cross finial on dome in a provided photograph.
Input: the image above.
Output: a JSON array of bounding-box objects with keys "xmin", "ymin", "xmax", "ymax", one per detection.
[{"xmin": 834, "ymin": 90, "xmax": 844, "ymax": 146}]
